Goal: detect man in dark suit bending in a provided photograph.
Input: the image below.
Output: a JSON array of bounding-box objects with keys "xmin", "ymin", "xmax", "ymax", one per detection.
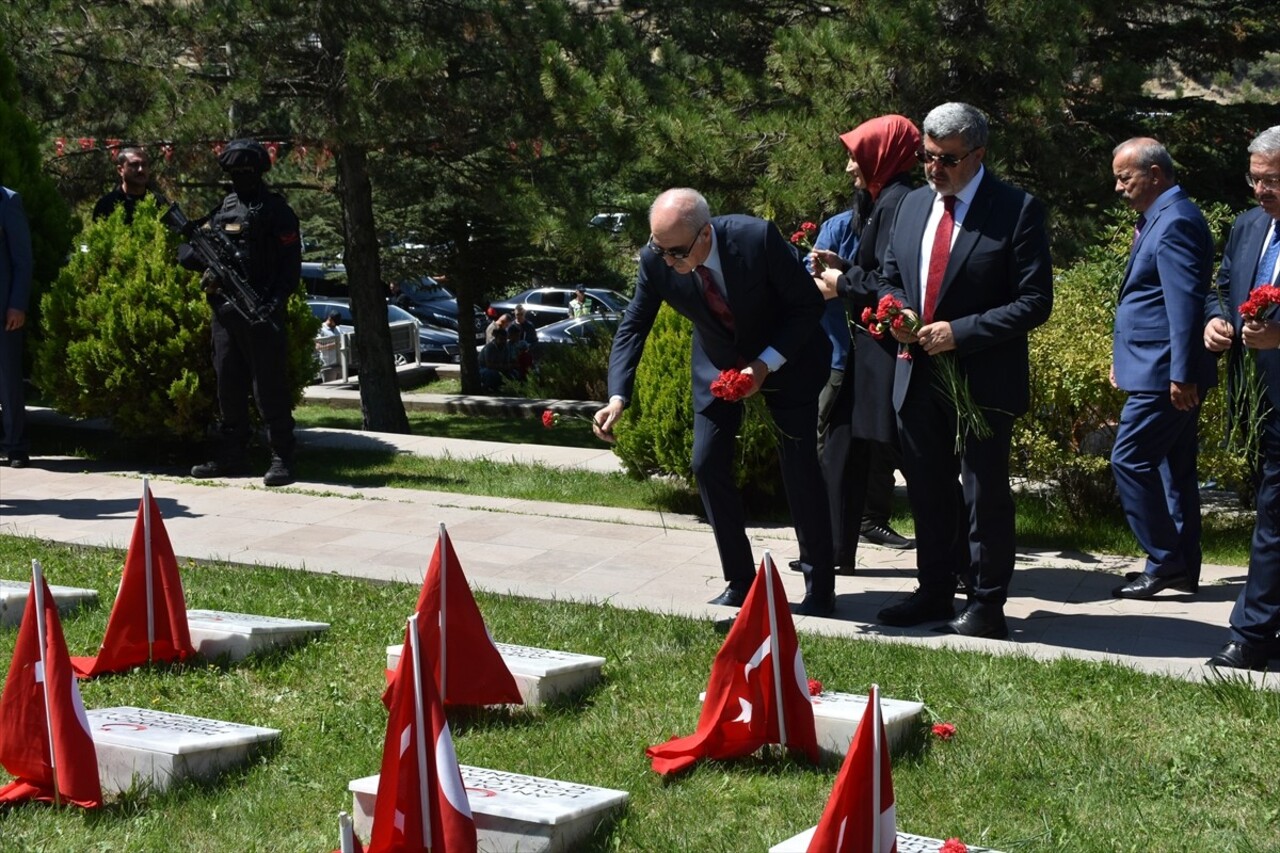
[
  {"xmin": 593, "ymin": 188, "xmax": 836, "ymax": 616},
  {"xmin": 876, "ymin": 103, "xmax": 1054, "ymax": 638}
]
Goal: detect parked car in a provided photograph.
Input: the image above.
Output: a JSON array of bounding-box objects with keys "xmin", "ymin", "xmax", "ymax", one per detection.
[
  {"xmin": 394, "ymin": 275, "xmax": 486, "ymax": 343},
  {"xmin": 589, "ymin": 212, "xmax": 628, "ymax": 233},
  {"xmin": 535, "ymin": 313, "xmax": 620, "ymax": 346},
  {"xmin": 300, "ymin": 261, "xmax": 348, "ymax": 298},
  {"xmin": 487, "ymin": 287, "xmax": 630, "ymax": 328},
  {"xmin": 306, "ymin": 297, "xmax": 461, "ymax": 364}
]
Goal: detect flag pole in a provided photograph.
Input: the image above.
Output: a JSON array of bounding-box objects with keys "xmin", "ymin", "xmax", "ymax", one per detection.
[
  {"xmin": 338, "ymin": 810, "xmax": 355, "ymax": 853},
  {"xmin": 32, "ymin": 559, "xmax": 62, "ymax": 807},
  {"xmin": 142, "ymin": 478, "xmax": 155, "ymax": 664},
  {"xmin": 762, "ymin": 551, "xmax": 788, "ymax": 751},
  {"xmin": 871, "ymin": 683, "xmax": 882, "ymax": 853},
  {"xmin": 408, "ymin": 614, "xmax": 434, "ymax": 850},
  {"xmin": 437, "ymin": 522, "xmax": 448, "ymax": 706}
]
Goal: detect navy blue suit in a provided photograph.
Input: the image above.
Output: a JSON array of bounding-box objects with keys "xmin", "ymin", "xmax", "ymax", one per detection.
[
  {"xmin": 1207, "ymin": 206, "xmax": 1280, "ymax": 646},
  {"xmin": 1111, "ymin": 186, "xmax": 1215, "ymax": 584},
  {"xmin": 608, "ymin": 215, "xmax": 834, "ymax": 593},
  {"xmin": 879, "ymin": 171, "xmax": 1053, "ymax": 606},
  {"xmin": 0, "ymin": 187, "xmax": 33, "ymax": 458}
]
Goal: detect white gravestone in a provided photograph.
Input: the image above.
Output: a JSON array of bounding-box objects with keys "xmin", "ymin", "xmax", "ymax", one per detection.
[
  {"xmin": 88, "ymin": 706, "xmax": 280, "ymax": 794},
  {"xmin": 697, "ymin": 689, "xmax": 925, "ymax": 762},
  {"xmin": 0, "ymin": 578, "xmax": 99, "ymax": 628},
  {"xmin": 386, "ymin": 642, "xmax": 606, "ymax": 705},
  {"xmin": 772, "ymin": 827, "xmax": 1004, "ymax": 852},
  {"xmin": 349, "ymin": 766, "xmax": 629, "ymax": 852},
  {"xmin": 187, "ymin": 609, "xmax": 329, "ymax": 662}
]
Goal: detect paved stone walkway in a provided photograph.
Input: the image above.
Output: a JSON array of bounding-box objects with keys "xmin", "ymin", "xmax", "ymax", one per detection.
[{"xmin": 2, "ymin": 404, "xmax": 1270, "ymax": 688}]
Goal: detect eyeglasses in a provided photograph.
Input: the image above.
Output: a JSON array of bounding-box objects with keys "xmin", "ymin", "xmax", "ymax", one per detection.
[
  {"xmin": 647, "ymin": 224, "xmax": 707, "ymax": 261},
  {"xmin": 917, "ymin": 147, "xmax": 979, "ymax": 168},
  {"xmin": 1247, "ymin": 174, "xmax": 1280, "ymax": 191}
]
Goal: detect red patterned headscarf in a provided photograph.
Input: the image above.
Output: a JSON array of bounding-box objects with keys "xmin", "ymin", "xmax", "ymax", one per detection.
[{"xmin": 838, "ymin": 115, "xmax": 922, "ymax": 200}]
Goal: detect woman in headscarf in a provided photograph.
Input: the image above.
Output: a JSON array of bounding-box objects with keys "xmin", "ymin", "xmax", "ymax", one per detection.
[{"xmin": 809, "ymin": 114, "xmax": 922, "ymax": 573}]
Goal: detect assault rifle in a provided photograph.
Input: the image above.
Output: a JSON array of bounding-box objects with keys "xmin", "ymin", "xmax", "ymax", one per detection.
[{"xmin": 162, "ymin": 202, "xmax": 278, "ymax": 329}]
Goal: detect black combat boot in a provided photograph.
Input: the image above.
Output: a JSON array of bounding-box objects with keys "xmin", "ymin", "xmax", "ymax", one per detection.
[{"xmin": 263, "ymin": 452, "xmax": 295, "ymax": 487}]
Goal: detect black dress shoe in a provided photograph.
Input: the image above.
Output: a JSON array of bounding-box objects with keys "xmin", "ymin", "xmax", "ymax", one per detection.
[
  {"xmin": 877, "ymin": 590, "xmax": 955, "ymax": 627},
  {"xmin": 8, "ymin": 452, "xmax": 29, "ymax": 469},
  {"xmin": 935, "ymin": 606, "xmax": 1009, "ymax": 639},
  {"xmin": 1112, "ymin": 572, "xmax": 1198, "ymax": 599},
  {"xmin": 788, "ymin": 560, "xmax": 805, "ymax": 574},
  {"xmin": 794, "ymin": 593, "xmax": 836, "ymax": 617},
  {"xmin": 708, "ymin": 585, "xmax": 749, "ymax": 608},
  {"xmin": 1207, "ymin": 641, "xmax": 1269, "ymax": 671},
  {"xmin": 860, "ymin": 521, "xmax": 915, "ymax": 550}
]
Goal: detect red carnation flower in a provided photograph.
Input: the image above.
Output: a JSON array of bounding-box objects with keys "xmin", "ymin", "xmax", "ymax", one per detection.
[
  {"xmin": 940, "ymin": 838, "xmax": 968, "ymax": 853},
  {"xmin": 932, "ymin": 722, "xmax": 957, "ymax": 740},
  {"xmin": 541, "ymin": 410, "xmax": 559, "ymax": 429},
  {"xmin": 807, "ymin": 678, "xmax": 823, "ymax": 696},
  {"xmin": 710, "ymin": 368, "xmax": 754, "ymax": 402}
]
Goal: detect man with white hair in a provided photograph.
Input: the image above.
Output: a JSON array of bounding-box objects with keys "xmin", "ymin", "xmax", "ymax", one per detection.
[
  {"xmin": 1203, "ymin": 125, "xmax": 1280, "ymax": 670},
  {"xmin": 594, "ymin": 188, "xmax": 836, "ymax": 616},
  {"xmin": 875, "ymin": 103, "xmax": 1054, "ymax": 638}
]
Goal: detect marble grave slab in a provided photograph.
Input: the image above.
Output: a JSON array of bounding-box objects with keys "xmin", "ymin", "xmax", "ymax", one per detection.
[
  {"xmin": 349, "ymin": 766, "xmax": 629, "ymax": 852},
  {"xmin": 0, "ymin": 578, "xmax": 98, "ymax": 628},
  {"xmin": 772, "ymin": 827, "xmax": 1003, "ymax": 852},
  {"xmin": 698, "ymin": 689, "xmax": 925, "ymax": 762},
  {"xmin": 187, "ymin": 609, "xmax": 329, "ymax": 662},
  {"xmin": 386, "ymin": 642, "xmax": 605, "ymax": 705},
  {"xmin": 88, "ymin": 706, "xmax": 280, "ymax": 794}
]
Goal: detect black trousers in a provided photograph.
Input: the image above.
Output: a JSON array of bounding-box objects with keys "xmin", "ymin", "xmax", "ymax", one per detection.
[{"xmin": 211, "ymin": 311, "xmax": 295, "ymax": 457}]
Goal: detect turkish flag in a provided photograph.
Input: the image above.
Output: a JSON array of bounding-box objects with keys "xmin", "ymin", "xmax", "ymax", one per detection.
[
  {"xmin": 807, "ymin": 684, "xmax": 897, "ymax": 853},
  {"xmin": 71, "ymin": 482, "xmax": 194, "ymax": 678},
  {"xmin": 645, "ymin": 556, "xmax": 818, "ymax": 775},
  {"xmin": 0, "ymin": 568, "xmax": 103, "ymax": 808},
  {"xmin": 385, "ymin": 525, "xmax": 521, "ymax": 708},
  {"xmin": 369, "ymin": 618, "xmax": 478, "ymax": 853}
]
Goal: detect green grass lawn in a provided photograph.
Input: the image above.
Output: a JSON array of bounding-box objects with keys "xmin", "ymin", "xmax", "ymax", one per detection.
[{"xmin": 0, "ymin": 536, "xmax": 1275, "ymax": 851}]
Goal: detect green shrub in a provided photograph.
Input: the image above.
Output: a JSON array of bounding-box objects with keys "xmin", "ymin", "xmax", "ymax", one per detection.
[
  {"xmin": 506, "ymin": 331, "xmax": 612, "ymax": 401},
  {"xmin": 35, "ymin": 198, "xmax": 318, "ymax": 442},
  {"xmin": 611, "ymin": 305, "xmax": 780, "ymax": 500}
]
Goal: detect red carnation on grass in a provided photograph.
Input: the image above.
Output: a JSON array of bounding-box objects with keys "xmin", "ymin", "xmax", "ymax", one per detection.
[
  {"xmin": 940, "ymin": 838, "xmax": 968, "ymax": 853},
  {"xmin": 807, "ymin": 678, "xmax": 823, "ymax": 697},
  {"xmin": 541, "ymin": 410, "xmax": 560, "ymax": 429},
  {"xmin": 710, "ymin": 368, "xmax": 754, "ymax": 402},
  {"xmin": 932, "ymin": 722, "xmax": 957, "ymax": 740}
]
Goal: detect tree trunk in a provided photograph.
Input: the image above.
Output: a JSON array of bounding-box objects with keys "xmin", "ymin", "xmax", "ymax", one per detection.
[{"xmin": 336, "ymin": 145, "xmax": 410, "ymax": 433}]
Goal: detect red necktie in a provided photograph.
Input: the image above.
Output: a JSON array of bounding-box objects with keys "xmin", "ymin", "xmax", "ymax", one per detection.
[
  {"xmin": 697, "ymin": 265, "xmax": 734, "ymax": 331},
  {"xmin": 923, "ymin": 194, "xmax": 956, "ymax": 325}
]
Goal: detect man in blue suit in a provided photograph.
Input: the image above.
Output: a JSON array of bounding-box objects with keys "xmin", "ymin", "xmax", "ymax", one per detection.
[
  {"xmin": 0, "ymin": 185, "xmax": 34, "ymax": 468},
  {"xmin": 1110, "ymin": 138, "xmax": 1216, "ymax": 600},
  {"xmin": 875, "ymin": 103, "xmax": 1054, "ymax": 639},
  {"xmin": 1203, "ymin": 125, "xmax": 1280, "ymax": 669},
  {"xmin": 593, "ymin": 188, "xmax": 836, "ymax": 616}
]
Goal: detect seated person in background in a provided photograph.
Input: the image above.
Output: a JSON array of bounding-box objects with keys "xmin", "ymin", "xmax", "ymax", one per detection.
[
  {"xmin": 513, "ymin": 305, "xmax": 538, "ymax": 346},
  {"xmin": 508, "ymin": 323, "xmax": 533, "ymax": 379},
  {"xmin": 485, "ymin": 311, "xmax": 512, "ymax": 343},
  {"xmin": 387, "ymin": 280, "xmax": 413, "ymax": 310},
  {"xmin": 480, "ymin": 326, "xmax": 514, "ymax": 391},
  {"xmin": 314, "ymin": 310, "xmax": 346, "ymax": 375}
]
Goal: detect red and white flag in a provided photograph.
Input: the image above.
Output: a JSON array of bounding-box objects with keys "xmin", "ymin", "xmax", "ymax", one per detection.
[
  {"xmin": 385, "ymin": 524, "xmax": 521, "ymax": 708},
  {"xmin": 72, "ymin": 479, "xmax": 194, "ymax": 678},
  {"xmin": 369, "ymin": 615, "xmax": 478, "ymax": 853},
  {"xmin": 0, "ymin": 561, "xmax": 103, "ymax": 808},
  {"xmin": 807, "ymin": 684, "xmax": 897, "ymax": 853},
  {"xmin": 646, "ymin": 554, "xmax": 818, "ymax": 775}
]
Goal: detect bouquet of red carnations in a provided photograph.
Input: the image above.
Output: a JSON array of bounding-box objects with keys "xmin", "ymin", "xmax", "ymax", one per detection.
[{"xmin": 860, "ymin": 295, "xmax": 991, "ymax": 450}]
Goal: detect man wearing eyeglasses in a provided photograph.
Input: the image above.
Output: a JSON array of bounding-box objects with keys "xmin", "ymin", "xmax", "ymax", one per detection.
[
  {"xmin": 1203, "ymin": 126, "xmax": 1280, "ymax": 670},
  {"xmin": 874, "ymin": 102, "xmax": 1054, "ymax": 639},
  {"xmin": 1109, "ymin": 137, "xmax": 1216, "ymax": 604},
  {"xmin": 593, "ymin": 188, "xmax": 835, "ymax": 616}
]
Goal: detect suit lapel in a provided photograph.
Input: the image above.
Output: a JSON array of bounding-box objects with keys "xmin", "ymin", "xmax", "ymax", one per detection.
[
  {"xmin": 1120, "ymin": 189, "xmax": 1183, "ymax": 290},
  {"xmin": 898, "ymin": 193, "xmax": 932, "ymax": 311},
  {"xmin": 1234, "ymin": 211, "xmax": 1272, "ymax": 313}
]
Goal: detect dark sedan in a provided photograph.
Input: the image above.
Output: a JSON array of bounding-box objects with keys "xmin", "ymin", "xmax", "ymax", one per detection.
[{"xmin": 535, "ymin": 313, "xmax": 620, "ymax": 346}]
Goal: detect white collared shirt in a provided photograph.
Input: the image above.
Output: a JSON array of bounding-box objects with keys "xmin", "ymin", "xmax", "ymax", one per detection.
[{"xmin": 917, "ymin": 165, "xmax": 985, "ymax": 309}]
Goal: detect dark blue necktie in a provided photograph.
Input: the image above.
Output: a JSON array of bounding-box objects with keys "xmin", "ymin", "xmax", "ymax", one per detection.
[{"xmin": 1254, "ymin": 226, "xmax": 1280, "ymax": 288}]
